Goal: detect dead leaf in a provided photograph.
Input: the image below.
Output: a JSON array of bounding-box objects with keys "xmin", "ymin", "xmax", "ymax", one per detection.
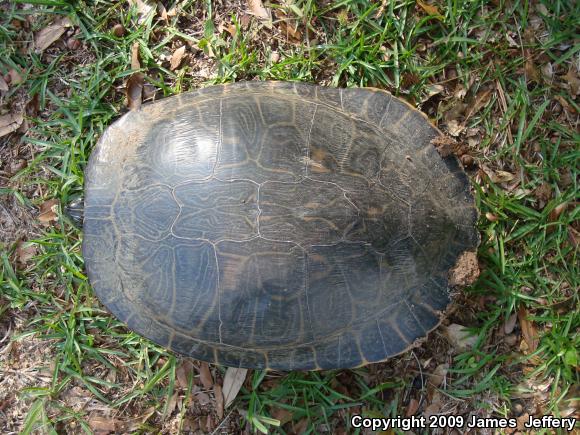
[
  {"xmin": 270, "ymin": 407, "xmax": 293, "ymax": 425},
  {"xmin": 481, "ymin": 166, "xmax": 516, "ymax": 184},
  {"xmin": 16, "ymin": 241, "xmax": 37, "ymax": 266},
  {"xmin": 445, "ymin": 324, "xmax": 478, "ymax": 350},
  {"xmin": 278, "ymin": 20, "xmax": 302, "ymax": 42},
  {"xmin": 131, "ymin": 42, "xmax": 140, "ymax": 70},
  {"xmin": 126, "ymin": 73, "xmax": 144, "ymax": 111},
  {"xmin": 199, "ymin": 362, "xmax": 213, "ymax": 389},
  {"xmin": 248, "ymin": 0, "xmax": 270, "ymax": 19},
  {"xmin": 417, "ymin": 0, "xmax": 441, "ymax": 16},
  {"xmin": 214, "ymin": 384, "xmax": 224, "ymax": 419},
  {"xmin": 423, "ymin": 84, "xmax": 444, "ymax": 102},
  {"xmin": 292, "ymin": 418, "xmax": 309, "ymax": 434},
  {"xmin": 164, "ymin": 392, "xmax": 179, "ymax": 419},
  {"xmin": 0, "ymin": 112, "xmax": 24, "ymax": 138},
  {"xmin": 428, "ymin": 363, "xmax": 448, "ymax": 389},
  {"xmin": 548, "ymin": 202, "xmax": 567, "ymax": 223},
  {"xmin": 517, "ymin": 306, "xmax": 539, "ymax": 352},
  {"xmin": 563, "ymin": 67, "xmax": 580, "ymax": 96},
  {"xmin": 158, "ymin": 2, "xmax": 168, "ymax": 21},
  {"xmin": 128, "ymin": 0, "xmax": 156, "ymax": 23},
  {"xmin": 88, "ymin": 415, "xmax": 117, "ymax": 434},
  {"xmin": 0, "ymin": 75, "xmax": 8, "ymax": 92},
  {"xmin": 8, "ymin": 68, "xmax": 24, "ymax": 85},
  {"xmin": 525, "ymin": 56, "xmax": 540, "ymax": 84},
  {"xmin": 166, "ymin": 5, "xmax": 178, "ymax": 17},
  {"xmin": 464, "ymin": 88, "xmax": 492, "ymax": 122},
  {"xmin": 176, "ymin": 359, "xmax": 194, "ymax": 388},
  {"xmin": 405, "ymin": 398, "xmax": 420, "ymax": 416},
  {"xmin": 503, "ymin": 313, "xmax": 518, "ymax": 334},
  {"xmin": 170, "ymin": 46, "xmax": 186, "ymax": 71},
  {"xmin": 118, "ymin": 406, "xmax": 156, "ymax": 432},
  {"xmin": 67, "ymin": 37, "xmax": 81, "ymax": 50},
  {"xmin": 8, "ymin": 158, "xmax": 27, "ymax": 175},
  {"xmin": 446, "ymin": 119, "xmax": 464, "ymax": 136},
  {"xmin": 34, "ymin": 17, "xmax": 72, "ymax": 52},
  {"xmin": 274, "ymin": 10, "xmax": 302, "ymax": 43},
  {"xmin": 222, "ymin": 367, "xmax": 247, "ymax": 408},
  {"xmin": 541, "ymin": 63, "xmax": 553, "ymax": 81},
  {"xmin": 555, "ymin": 95, "xmax": 576, "ymax": 114},
  {"xmin": 423, "ymin": 403, "xmax": 440, "ymax": 418},
  {"xmin": 38, "ymin": 199, "xmax": 59, "ymax": 224},
  {"xmin": 195, "ymin": 391, "xmax": 211, "ymax": 405},
  {"xmin": 534, "ymin": 182, "xmax": 552, "ymax": 209}
]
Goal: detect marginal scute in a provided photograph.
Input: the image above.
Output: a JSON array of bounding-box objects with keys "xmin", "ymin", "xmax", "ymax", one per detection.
[{"xmin": 83, "ymin": 81, "xmax": 479, "ymax": 370}]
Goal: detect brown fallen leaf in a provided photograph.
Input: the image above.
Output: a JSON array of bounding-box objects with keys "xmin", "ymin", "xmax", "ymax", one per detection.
[
  {"xmin": 517, "ymin": 306, "xmax": 539, "ymax": 352},
  {"xmin": 0, "ymin": 112, "xmax": 24, "ymax": 138},
  {"xmin": 416, "ymin": 0, "xmax": 441, "ymax": 16},
  {"xmin": 481, "ymin": 165, "xmax": 516, "ymax": 184},
  {"xmin": 222, "ymin": 367, "xmax": 247, "ymax": 408},
  {"xmin": 423, "ymin": 403, "xmax": 441, "ymax": 418},
  {"xmin": 534, "ymin": 182, "xmax": 552, "ymax": 209},
  {"xmin": 199, "ymin": 362, "xmax": 213, "ymax": 389},
  {"xmin": 503, "ymin": 313, "xmax": 518, "ymax": 334},
  {"xmin": 405, "ymin": 398, "xmax": 420, "ymax": 417},
  {"xmin": 446, "ymin": 324, "xmax": 478, "ymax": 350},
  {"xmin": 126, "ymin": 73, "xmax": 144, "ymax": 111},
  {"xmin": 555, "ymin": 95, "xmax": 576, "ymax": 114},
  {"xmin": 195, "ymin": 390, "xmax": 211, "ymax": 405},
  {"xmin": 131, "ymin": 41, "xmax": 140, "ymax": 70},
  {"xmin": 274, "ymin": 10, "xmax": 302, "ymax": 43},
  {"xmin": 548, "ymin": 202, "xmax": 567, "ymax": 223},
  {"xmin": 176, "ymin": 359, "xmax": 194, "ymax": 388},
  {"xmin": 88, "ymin": 415, "xmax": 117, "ymax": 435},
  {"xmin": 38, "ymin": 198, "xmax": 59, "ymax": 224},
  {"xmin": 524, "ymin": 56, "xmax": 540, "ymax": 84},
  {"xmin": 563, "ymin": 67, "xmax": 580, "ymax": 96},
  {"xmin": 278, "ymin": 19, "xmax": 302, "ymax": 42},
  {"xmin": 464, "ymin": 88, "xmax": 492, "ymax": 123},
  {"xmin": 214, "ymin": 384, "xmax": 224, "ymax": 419},
  {"xmin": 118, "ymin": 406, "xmax": 156, "ymax": 432},
  {"xmin": 248, "ymin": 0, "xmax": 270, "ymax": 19},
  {"xmin": 34, "ymin": 17, "xmax": 72, "ymax": 52},
  {"xmin": 0, "ymin": 75, "xmax": 8, "ymax": 92},
  {"xmin": 164, "ymin": 391, "xmax": 179, "ymax": 419},
  {"xmin": 446, "ymin": 119, "xmax": 464, "ymax": 137},
  {"xmin": 428, "ymin": 363, "xmax": 448, "ymax": 389},
  {"xmin": 170, "ymin": 45, "xmax": 186, "ymax": 71},
  {"xmin": 9, "ymin": 68, "xmax": 23, "ymax": 86},
  {"xmin": 128, "ymin": 0, "xmax": 156, "ymax": 23},
  {"xmin": 9, "ymin": 158, "xmax": 27, "ymax": 175},
  {"xmin": 292, "ymin": 418, "xmax": 309, "ymax": 434},
  {"xmin": 270, "ymin": 407, "xmax": 293, "ymax": 425},
  {"xmin": 158, "ymin": 2, "xmax": 168, "ymax": 21},
  {"xmin": 67, "ymin": 37, "xmax": 81, "ymax": 50},
  {"xmin": 16, "ymin": 241, "xmax": 37, "ymax": 267}
]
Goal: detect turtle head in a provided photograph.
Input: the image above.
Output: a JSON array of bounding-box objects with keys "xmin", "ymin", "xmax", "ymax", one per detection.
[{"xmin": 65, "ymin": 198, "xmax": 84, "ymax": 228}]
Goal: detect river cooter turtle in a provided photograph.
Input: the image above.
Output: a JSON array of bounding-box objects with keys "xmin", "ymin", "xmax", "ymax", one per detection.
[{"xmin": 82, "ymin": 81, "xmax": 479, "ymax": 370}]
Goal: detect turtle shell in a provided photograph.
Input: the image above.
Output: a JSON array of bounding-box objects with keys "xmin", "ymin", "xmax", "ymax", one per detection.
[{"xmin": 83, "ymin": 81, "xmax": 479, "ymax": 370}]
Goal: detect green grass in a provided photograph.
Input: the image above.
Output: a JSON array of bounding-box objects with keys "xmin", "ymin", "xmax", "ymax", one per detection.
[{"xmin": 1, "ymin": 0, "xmax": 578, "ymax": 433}]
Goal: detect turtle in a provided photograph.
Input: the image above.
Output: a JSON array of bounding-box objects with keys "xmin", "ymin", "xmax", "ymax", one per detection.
[{"xmin": 80, "ymin": 81, "xmax": 479, "ymax": 370}]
